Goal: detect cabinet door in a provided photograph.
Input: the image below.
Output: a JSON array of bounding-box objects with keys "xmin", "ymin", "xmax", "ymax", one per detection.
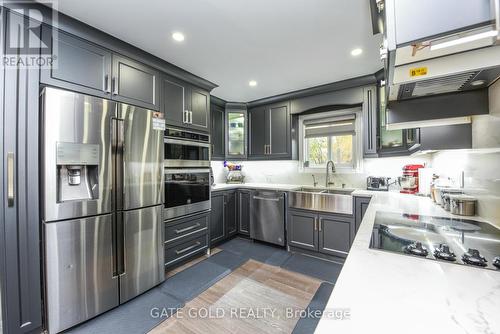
[
  {"xmin": 162, "ymin": 76, "xmax": 187, "ymax": 128},
  {"xmin": 354, "ymin": 196, "xmax": 371, "ymax": 234},
  {"xmin": 41, "ymin": 26, "xmax": 112, "ymax": 97},
  {"xmin": 287, "ymin": 210, "xmax": 318, "ymax": 251},
  {"xmin": 237, "ymin": 190, "xmax": 251, "ymax": 236},
  {"xmin": 318, "ymin": 214, "xmax": 353, "ymax": 258},
  {"xmin": 269, "ymin": 102, "xmax": 291, "ymax": 158},
  {"xmin": 210, "ymin": 193, "xmax": 225, "ymax": 245},
  {"xmin": 248, "ymin": 106, "xmax": 267, "ymax": 158},
  {"xmin": 112, "ymin": 55, "xmax": 160, "ymax": 110},
  {"xmin": 210, "ymin": 103, "xmax": 225, "ymax": 160},
  {"xmin": 225, "ymin": 109, "xmax": 247, "ymax": 159},
  {"xmin": 225, "ymin": 191, "xmax": 238, "ymax": 237},
  {"xmin": 1, "ymin": 11, "xmax": 43, "ymax": 333},
  {"xmin": 189, "ymin": 86, "xmax": 210, "ymax": 132}
]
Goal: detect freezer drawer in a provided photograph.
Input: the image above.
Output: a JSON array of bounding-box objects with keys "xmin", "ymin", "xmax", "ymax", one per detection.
[
  {"xmin": 119, "ymin": 205, "xmax": 164, "ymax": 303},
  {"xmin": 44, "ymin": 214, "xmax": 118, "ymax": 334}
]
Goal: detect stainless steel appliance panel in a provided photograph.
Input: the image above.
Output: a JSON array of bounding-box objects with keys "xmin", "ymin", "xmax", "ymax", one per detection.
[
  {"xmin": 44, "ymin": 214, "xmax": 119, "ymax": 333},
  {"xmin": 250, "ymin": 191, "xmax": 286, "ymax": 246},
  {"xmin": 164, "ymin": 168, "xmax": 211, "ymax": 219},
  {"xmin": 42, "ymin": 87, "xmax": 115, "ymax": 222},
  {"xmin": 119, "ymin": 104, "xmax": 164, "ymax": 210},
  {"xmin": 119, "ymin": 205, "xmax": 164, "ymax": 302}
]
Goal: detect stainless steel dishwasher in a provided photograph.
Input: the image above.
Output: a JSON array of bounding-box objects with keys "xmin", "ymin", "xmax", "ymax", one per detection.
[{"xmin": 250, "ymin": 190, "xmax": 286, "ymax": 246}]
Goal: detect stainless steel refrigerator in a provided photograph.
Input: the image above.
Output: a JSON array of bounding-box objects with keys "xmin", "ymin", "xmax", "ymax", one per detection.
[{"xmin": 41, "ymin": 87, "xmax": 165, "ymax": 333}]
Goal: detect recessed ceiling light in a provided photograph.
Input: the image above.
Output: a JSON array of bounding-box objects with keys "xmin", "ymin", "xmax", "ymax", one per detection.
[
  {"xmin": 350, "ymin": 48, "xmax": 363, "ymax": 56},
  {"xmin": 470, "ymin": 79, "xmax": 486, "ymax": 86},
  {"xmin": 172, "ymin": 32, "xmax": 185, "ymax": 42},
  {"xmin": 249, "ymin": 80, "xmax": 257, "ymax": 87}
]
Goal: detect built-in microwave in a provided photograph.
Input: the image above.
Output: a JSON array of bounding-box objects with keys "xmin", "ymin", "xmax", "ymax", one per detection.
[
  {"xmin": 164, "ymin": 127, "xmax": 210, "ymax": 168},
  {"xmin": 163, "ymin": 168, "xmax": 211, "ymax": 219}
]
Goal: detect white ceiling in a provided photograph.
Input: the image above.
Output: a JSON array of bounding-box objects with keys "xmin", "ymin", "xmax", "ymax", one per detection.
[{"xmin": 53, "ymin": 0, "xmax": 382, "ymax": 102}]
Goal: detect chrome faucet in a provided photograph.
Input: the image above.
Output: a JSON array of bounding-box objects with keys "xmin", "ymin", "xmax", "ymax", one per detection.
[
  {"xmin": 312, "ymin": 175, "xmax": 318, "ymax": 187},
  {"xmin": 325, "ymin": 160, "xmax": 336, "ymax": 188}
]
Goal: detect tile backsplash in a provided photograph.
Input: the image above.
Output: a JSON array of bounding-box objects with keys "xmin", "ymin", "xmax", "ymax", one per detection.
[{"xmin": 211, "ymin": 155, "xmax": 431, "ymax": 189}]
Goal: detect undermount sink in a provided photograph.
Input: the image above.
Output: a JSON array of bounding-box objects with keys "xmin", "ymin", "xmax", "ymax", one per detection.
[{"xmin": 289, "ymin": 187, "xmax": 353, "ymax": 215}]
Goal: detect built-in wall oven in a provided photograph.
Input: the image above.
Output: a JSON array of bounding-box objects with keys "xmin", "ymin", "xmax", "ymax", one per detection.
[
  {"xmin": 164, "ymin": 127, "xmax": 210, "ymax": 168},
  {"xmin": 164, "ymin": 127, "xmax": 212, "ymax": 219}
]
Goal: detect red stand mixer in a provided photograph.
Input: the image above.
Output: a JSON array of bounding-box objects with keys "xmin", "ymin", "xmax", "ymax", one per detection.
[{"xmin": 399, "ymin": 164, "xmax": 424, "ymax": 194}]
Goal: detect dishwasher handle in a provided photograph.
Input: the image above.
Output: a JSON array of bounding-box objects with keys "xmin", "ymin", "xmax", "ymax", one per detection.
[{"xmin": 252, "ymin": 195, "xmax": 281, "ymax": 202}]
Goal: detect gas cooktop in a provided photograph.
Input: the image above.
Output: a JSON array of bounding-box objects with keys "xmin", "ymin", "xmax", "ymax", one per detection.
[{"xmin": 370, "ymin": 211, "xmax": 500, "ymax": 271}]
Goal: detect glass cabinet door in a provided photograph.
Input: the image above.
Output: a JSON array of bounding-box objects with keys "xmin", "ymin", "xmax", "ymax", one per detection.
[{"xmin": 226, "ymin": 110, "xmax": 247, "ymax": 158}]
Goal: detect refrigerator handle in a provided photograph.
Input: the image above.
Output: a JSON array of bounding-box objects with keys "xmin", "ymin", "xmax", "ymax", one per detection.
[
  {"xmin": 116, "ymin": 211, "xmax": 125, "ymax": 276},
  {"xmin": 112, "ymin": 118, "xmax": 125, "ymax": 211}
]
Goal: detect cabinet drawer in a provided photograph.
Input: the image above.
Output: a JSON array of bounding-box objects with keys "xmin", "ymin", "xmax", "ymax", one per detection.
[
  {"xmin": 165, "ymin": 213, "xmax": 209, "ymax": 244},
  {"xmin": 164, "ymin": 234, "xmax": 208, "ymax": 268}
]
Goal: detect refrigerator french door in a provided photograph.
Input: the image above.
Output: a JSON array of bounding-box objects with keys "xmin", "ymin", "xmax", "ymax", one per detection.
[{"xmin": 41, "ymin": 87, "xmax": 164, "ymax": 333}]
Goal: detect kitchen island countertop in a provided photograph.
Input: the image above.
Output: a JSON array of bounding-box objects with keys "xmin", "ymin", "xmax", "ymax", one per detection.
[{"xmin": 314, "ymin": 190, "xmax": 500, "ymax": 334}]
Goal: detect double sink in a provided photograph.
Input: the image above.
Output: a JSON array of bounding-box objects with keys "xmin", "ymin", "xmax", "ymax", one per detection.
[{"xmin": 289, "ymin": 187, "xmax": 354, "ymax": 215}]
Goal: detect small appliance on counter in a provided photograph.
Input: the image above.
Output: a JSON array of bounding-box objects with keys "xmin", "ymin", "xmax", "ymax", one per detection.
[
  {"xmin": 398, "ymin": 164, "xmax": 424, "ymax": 194},
  {"xmin": 225, "ymin": 161, "xmax": 245, "ymax": 184},
  {"xmin": 367, "ymin": 176, "xmax": 391, "ymax": 191},
  {"xmin": 370, "ymin": 211, "xmax": 500, "ymax": 271}
]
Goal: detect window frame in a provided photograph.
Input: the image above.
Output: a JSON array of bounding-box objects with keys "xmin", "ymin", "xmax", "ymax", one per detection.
[{"xmin": 298, "ymin": 108, "xmax": 363, "ymax": 173}]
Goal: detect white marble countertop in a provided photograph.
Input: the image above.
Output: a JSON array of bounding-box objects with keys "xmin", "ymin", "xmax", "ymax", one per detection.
[
  {"xmin": 211, "ymin": 182, "xmax": 303, "ymax": 192},
  {"xmin": 315, "ymin": 191, "xmax": 500, "ymax": 334}
]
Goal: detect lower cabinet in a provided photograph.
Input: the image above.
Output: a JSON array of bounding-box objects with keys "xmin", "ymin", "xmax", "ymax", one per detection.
[
  {"xmin": 237, "ymin": 190, "xmax": 251, "ymax": 236},
  {"xmin": 210, "ymin": 190, "xmax": 237, "ymax": 246},
  {"xmin": 354, "ymin": 196, "xmax": 371, "ymax": 233},
  {"xmin": 288, "ymin": 209, "xmax": 354, "ymax": 259},
  {"xmin": 164, "ymin": 211, "xmax": 210, "ymax": 269}
]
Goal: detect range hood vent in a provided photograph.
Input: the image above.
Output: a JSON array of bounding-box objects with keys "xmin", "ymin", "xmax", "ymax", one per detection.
[{"xmin": 398, "ymin": 72, "xmax": 477, "ymax": 99}]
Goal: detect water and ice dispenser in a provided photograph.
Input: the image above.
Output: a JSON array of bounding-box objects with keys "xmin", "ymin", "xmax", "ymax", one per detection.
[{"xmin": 56, "ymin": 142, "xmax": 99, "ymax": 202}]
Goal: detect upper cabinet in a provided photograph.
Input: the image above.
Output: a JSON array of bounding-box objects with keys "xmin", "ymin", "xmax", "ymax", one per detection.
[
  {"xmin": 248, "ymin": 101, "xmax": 291, "ymax": 160},
  {"xmin": 111, "ymin": 55, "xmax": 160, "ymax": 110},
  {"xmin": 41, "ymin": 27, "xmax": 112, "ymax": 98},
  {"xmin": 210, "ymin": 102, "xmax": 225, "ymax": 160},
  {"xmin": 362, "ymin": 86, "xmax": 377, "ymax": 158},
  {"xmin": 41, "ymin": 26, "xmax": 212, "ymax": 115},
  {"xmin": 161, "ymin": 75, "xmax": 210, "ymax": 132},
  {"xmin": 225, "ymin": 103, "xmax": 248, "ymax": 160}
]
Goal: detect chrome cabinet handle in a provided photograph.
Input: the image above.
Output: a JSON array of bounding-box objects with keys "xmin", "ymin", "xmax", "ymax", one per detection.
[
  {"xmin": 175, "ymin": 223, "xmax": 201, "ymax": 234},
  {"xmin": 175, "ymin": 241, "xmax": 201, "ymax": 255},
  {"xmin": 104, "ymin": 74, "xmax": 111, "ymax": 93},
  {"xmin": 7, "ymin": 152, "xmax": 14, "ymax": 207},
  {"xmin": 189, "ymin": 111, "xmax": 193, "ymax": 124},
  {"xmin": 318, "ymin": 218, "xmax": 322, "ymax": 232},
  {"xmin": 112, "ymin": 77, "xmax": 118, "ymax": 95},
  {"xmin": 314, "ymin": 218, "xmax": 318, "ymax": 231}
]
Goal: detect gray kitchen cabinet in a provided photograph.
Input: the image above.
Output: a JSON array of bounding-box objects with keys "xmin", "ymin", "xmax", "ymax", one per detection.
[
  {"xmin": 248, "ymin": 106, "xmax": 267, "ymax": 158},
  {"xmin": 162, "ymin": 75, "xmax": 187, "ymax": 128},
  {"xmin": 189, "ymin": 86, "xmax": 210, "ymax": 131},
  {"xmin": 318, "ymin": 214, "xmax": 353, "ymax": 258},
  {"xmin": 225, "ymin": 190, "xmax": 238, "ymax": 237},
  {"xmin": 248, "ymin": 101, "xmax": 291, "ymax": 159},
  {"xmin": 112, "ymin": 54, "xmax": 160, "ymax": 110},
  {"xmin": 164, "ymin": 211, "xmax": 210, "ymax": 269},
  {"xmin": 287, "ymin": 209, "xmax": 319, "ymax": 251},
  {"xmin": 210, "ymin": 103, "xmax": 225, "ymax": 160},
  {"xmin": 41, "ymin": 26, "xmax": 112, "ymax": 98},
  {"xmin": 237, "ymin": 190, "xmax": 251, "ymax": 236},
  {"xmin": 225, "ymin": 103, "xmax": 248, "ymax": 159},
  {"xmin": 288, "ymin": 208, "xmax": 354, "ymax": 259},
  {"xmin": 354, "ymin": 196, "xmax": 371, "ymax": 233},
  {"xmin": 210, "ymin": 193, "xmax": 226, "ymax": 245},
  {"xmin": 1, "ymin": 10, "xmax": 43, "ymax": 333}
]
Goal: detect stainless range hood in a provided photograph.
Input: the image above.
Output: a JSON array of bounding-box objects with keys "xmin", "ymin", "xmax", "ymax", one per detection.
[{"xmin": 380, "ymin": 0, "xmax": 500, "ymax": 101}]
